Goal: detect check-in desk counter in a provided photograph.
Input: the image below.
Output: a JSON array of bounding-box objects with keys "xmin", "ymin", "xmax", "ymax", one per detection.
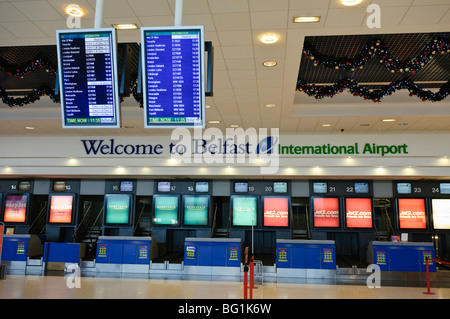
[
  {"xmin": 276, "ymin": 239, "xmax": 336, "ymax": 278},
  {"xmin": 1, "ymin": 234, "xmax": 43, "ymax": 275},
  {"xmin": 367, "ymin": 241, "xmax": 436, "ymax": 272},
  {"xmin": 184, "ymin": 237, "xmax": 242, "ymax": 276},
  {"xmin": 95, "ymin": 236, "xmax": 156, "ymax": 273}
]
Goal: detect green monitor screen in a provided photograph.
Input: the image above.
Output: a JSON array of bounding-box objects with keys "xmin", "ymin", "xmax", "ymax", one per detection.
[
  {"xmin": 183, "ymin": 195, "xmax": 209, "ymax": 226},
  {"xmin": 153, "ymin": 195, "xmax": 179, "ymax": 225},
  {"xmin": 105, "ymin": 194, "xmax": 131, "ymax": 224},
  {"xmin": 232, "ymin": 196, "xmax": 258, "ymax": 226}
]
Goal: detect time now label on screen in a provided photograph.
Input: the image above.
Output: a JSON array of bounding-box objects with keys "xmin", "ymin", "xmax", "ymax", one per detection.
[
  {"xmin": 57, "ymin": 28, "xmax": 120, "ymax": 128},
  {"xmin": 142, "ymin": 27, "xmax": 205, "ymax": 128}
]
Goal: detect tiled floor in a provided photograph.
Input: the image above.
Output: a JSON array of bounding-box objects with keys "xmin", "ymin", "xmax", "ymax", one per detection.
[{"xmin": 0, "ymin": 274, "xmax": 449, "ymax": 299}]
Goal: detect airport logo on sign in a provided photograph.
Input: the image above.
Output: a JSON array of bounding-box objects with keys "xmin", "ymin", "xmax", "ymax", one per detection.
[{"xmin": 80, "ymin": 127, "xmax": 281, "ymax": 174}]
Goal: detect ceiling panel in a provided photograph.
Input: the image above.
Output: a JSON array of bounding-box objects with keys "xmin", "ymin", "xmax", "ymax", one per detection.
[{"xmin": 0, "ymin": 0, "xmax": 447, "ymax": 139}]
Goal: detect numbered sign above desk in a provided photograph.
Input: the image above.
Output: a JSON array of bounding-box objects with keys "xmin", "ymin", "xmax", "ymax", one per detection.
[
  {"xmin": 310, "ymin": 180, "xmax": 373, "ymax": 197},
  {"xmin": 394, "ymin": 180, "xmax": 450, "ymax": 198}
]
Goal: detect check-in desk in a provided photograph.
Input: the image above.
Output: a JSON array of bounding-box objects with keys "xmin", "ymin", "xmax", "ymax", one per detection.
[
  {"xmin": 1, "ymin": 234, "xmax": 43, "ymax": 275},
  {"xmin": 276, "ymin": 239, "xmax": 336, "ymax": 278},
  {"xmin": 184, "ymin": 238, "xmax": 242, "ymax": 276},
  {"xmin": 367, "ymin": 241, "xmax": 436, "ymax": 272},
  {"xmin": 95, "ymin": 236, "xmax": 156, "ymax": 273}
]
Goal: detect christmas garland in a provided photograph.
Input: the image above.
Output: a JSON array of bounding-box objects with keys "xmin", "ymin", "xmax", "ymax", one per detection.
[
  {"xmin": 303, "ymin": 36, "xmax": 449, "ymax": 73},
  {"xmin": 0, "ymin": 55, "xmax": 57, "ymax": 78},
  {"xmin": 0, "ymin": 86, "xmax": 59, "ymax": 107},
  {"xmin": 296, "ymin": 78, "xmax": 450, "ymax": 103}
]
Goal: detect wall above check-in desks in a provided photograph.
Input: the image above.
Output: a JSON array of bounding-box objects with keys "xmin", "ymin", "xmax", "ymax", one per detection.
[
  {"xmin": 27, "ymin": 179, "xmax": 394, "ymax": 199},
  {"xmin": 0, "ymin": 133, "xmax": 449, "ymax": 178}
]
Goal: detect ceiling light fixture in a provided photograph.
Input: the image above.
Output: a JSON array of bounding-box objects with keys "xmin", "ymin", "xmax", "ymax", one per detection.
[
  {"xmin": 25, "ymin": 126, "xmax": 35, "ymax": 130},
  {"xmin": 382, "ymin": 119, "xmax": 396, "ymax": 122},
  {"xmin": 230, "ymin": 124, "xmax": 239, "ymax": 128},
  {"xmin": 341, "ymin": 0, "xmax": 363, "ymax": 6},
  {"xmin": 262, "ymin": 60, "xmax": 277, "ymax": 67},
  {"xmin": 293, "ymin": 16, "xmax": 320, "ymax": 23},
  {"xmin": 322, "ymin": 124, "xmax": 331, "ymax": 127},
  {"xmin": 64, "ymin": 4, "xmax": 85, "ymax": 17},
  {"xmin": 207, "ymin": 120, "xmax": 221, "ymax": 124},
  {"xmin": 112, "ymin": 24, "xmax": 138, "ymax": 30},
  {"xmin": 261, "ymin": 33, "xmax": 279, "ymax": 44},
  {"xmin": 265, "ymin": 103, "xmax": 276, "ymax": 108}
]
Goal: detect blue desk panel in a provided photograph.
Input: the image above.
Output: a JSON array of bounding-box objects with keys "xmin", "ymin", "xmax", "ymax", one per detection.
[
  {"xmin": 96, "ymin": 236, "xmax": 152, "ymax": 265},
  {"xmin": 368, "ymin": 241, "xmax": 436, "ymax": 272},
  {"xmin": 2, "ymin": 235, "xmax": 43, "ymax": 262},
  {"xmin": 44, "ymin": 242, "xmax": 83, "ymax": 263},
  {"xmin": 276, "ymin": 240, "xmax": 336, "ymax": 270},
  {"xmin": 184, "ymin": 238, "xmax": 241, "ymax": 267}
]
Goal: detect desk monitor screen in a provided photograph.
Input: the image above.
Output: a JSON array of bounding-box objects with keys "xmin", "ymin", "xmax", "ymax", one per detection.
[
  {"xmin": 195, "ymin": 181, "xmax": 209, "ymax": 193},
  {"xmin": 56, "ymin": 28, "xmax": 120, "ymax": 128},
  {"xmin": 234, "ymin": 182, "xmax": 248, "ymax": 193},
  {"xmin": 3, "ymin": 194, "xmax": 28, "ymax": 223},
  {"xmin": 183, "ymin": 195, "xmax": 209, "ymax": 226},
  {"xmin": 313, "ymin": 197, "xmax": 340, "ymax": 228},
  {"xmin": 263, "ymin": 196, "xmax": 289, "ymax": 227},
  {"xmin": 157, "ymin": 181, "xmax": 171, "ymax": 192},
  {"xmin": 398, "ymin": 198, "xmax": 427, "ymax": 229},
  {"xmin": 105, "ymin": 194, "xmax": 131, "ymax": 224},
  {"xmin": 345, "ymin": 198, "xmax": 373, "ymax": 228},
  {"xmin": 232, "ymin": 196, "xmax": 257, "ymax": 226},
  {"xmin": 48, "ymin": 194, "xmax": 74, "ymax": 224},
  {"xmin": 397, "ymin": 183, "xmax": 412, "ymax": 194},
  {"xmin": 431, "ymin": 199, "xmax": 450, "ymax": 230},
  {"xmin": 440, "ymin": 183, "xmax": 450, "ymax": 194},
  {"xmin": 153, "ymin": 195, "xmax": 179, "ymax": 225},
  {"xmin": 313, "ymin": 182, "xmax": 327, "ymax": 194}
]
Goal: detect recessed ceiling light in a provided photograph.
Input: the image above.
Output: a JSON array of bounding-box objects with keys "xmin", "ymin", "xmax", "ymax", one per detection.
[
  {"xmin": 205, "ymin": 105, "xmax": 211, "ymax": 109},
  {"xmin": 293, "ymin": 16, "xmax": 321, "ymax": 23},
  {"xmin": 341, "ymin": 0, "xmax": 363, "ymax": 6},
  {"xmin": 382, "ymin": 119, "xmax": 396, "ymax": 122},
  {"xmin": 260, "ymin": 33, "xmax": 279, "ymax": 44},
  {"xmin": 112, "ymin": 24, "xmax": 138, "ymax": 30},
  {"xmin": 322, "ymin": 124, "xmax": 331, "ymax": 127},
  {"xmin": 25, "ymin": 126, "xmax": 35, "ymax": 130},
  {"xmin": 262, "ymin": 60, "xmax": 277, "ymax": 67},
  {"xmin": 64, "ymin": 4, "xmax": 85, "ymax": 17},
  {"xmin": 265, "ymin": 103, "xmax": 276, "ymax": 108},
  {"xmin": 207, "ymin": 120, "xmax": 221, "ymax": 124},
  {"xmin": 230, "ymin": 124, "xmax": 239, "ymax": 128}
]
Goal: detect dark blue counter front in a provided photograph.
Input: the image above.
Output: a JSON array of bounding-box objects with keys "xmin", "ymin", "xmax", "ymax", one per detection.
[
  {"xmin": 44, "ymin": 242, "xmax": 84, "ymax": 263},
  {"xmin": 367, "ymin": 241, "xmax": 436, "ymax": 272},
  {"xmin": 184, "ymin": 238, "xmax": 241, "ymax": 268},
  {"xmin": 2, "ymin": 235, "xmax": 43, "ymax": 262},
  {"xmin": 96, "ymin": 236, "xmax": 153, "ymax": 265},
  {"xmin": 276, "ymin": 239, "xmax": 336, "ymax": 270}
]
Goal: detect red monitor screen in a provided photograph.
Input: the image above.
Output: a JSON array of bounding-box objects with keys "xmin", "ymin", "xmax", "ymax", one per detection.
[
  {"xmin": 49, "ymin": 195, "xmax": 74, "ymax": 224},
  {"xmin": 313, "ymin": 197, "xmax": 340, "ymax": 227},
  {"xmin": 345, "ymin": 198, "xmax": 373, "ymax": 228},
  {"xmin": 4, "ymin": 194, "xmax": 28, "ymax": 223},
  {"xmin": 263, "ymin": 197, "xmax": 289, "ymax": 227},
  {"xmin": 398, "ymin": 198, "xmax": 427, "ymax": 229}
]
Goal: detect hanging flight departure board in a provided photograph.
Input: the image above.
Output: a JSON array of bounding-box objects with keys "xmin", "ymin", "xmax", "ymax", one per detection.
[
  {"xmin": 56, "ymin": 28, "xmax": 121, "ymax": 128},
  {"xmin": 141, "ymin": 26, "xmax": 205, "ymax": 128}
]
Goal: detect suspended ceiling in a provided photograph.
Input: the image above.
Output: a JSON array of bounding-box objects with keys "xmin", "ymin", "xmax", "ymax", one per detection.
[{"xmin": 0, "ymin": 0, "xmax": 448, "ymax": 137}]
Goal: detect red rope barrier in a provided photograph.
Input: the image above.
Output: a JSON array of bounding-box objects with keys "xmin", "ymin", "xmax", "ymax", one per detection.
[{"xmin": 423, "ymin": 258, "xmax": 450, "ymax": 295}]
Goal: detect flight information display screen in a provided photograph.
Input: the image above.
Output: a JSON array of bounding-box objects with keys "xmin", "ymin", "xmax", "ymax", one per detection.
[
  {"xmin": 56, "ymin": 28, "xmax": 120, "ymax": 128},
  {"xmin": 141, "ymin": 26, "xmax": 205, "ymax": 128}
]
